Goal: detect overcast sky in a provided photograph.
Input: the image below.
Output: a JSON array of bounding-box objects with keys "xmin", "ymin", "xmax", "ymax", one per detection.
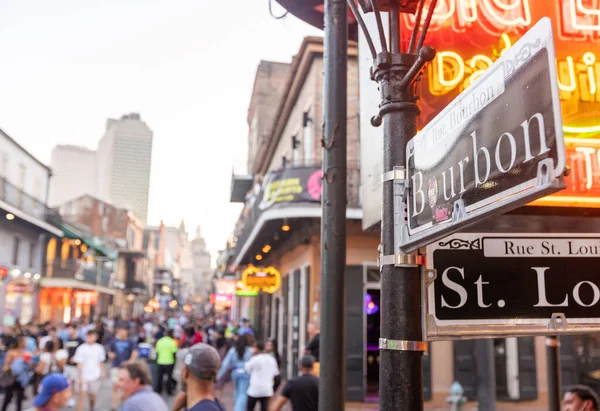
[{"xmin": 0, "ymin": 0, "xmax": 322, "ymax": 263}]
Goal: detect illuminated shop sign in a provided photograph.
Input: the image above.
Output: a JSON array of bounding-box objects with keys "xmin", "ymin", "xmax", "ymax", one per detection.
[
  {"xmin": 241, "ymin": 266, "xmax": 281, "ymax": 294},
  {"xmin": 216, "ymin": 279, "xmax": 237, "ymax": 295},
  {"xmin": 210, "ymin": 294, "xmax": 233, "ymax": 310},
  {"xmin": 393, "ymin": 0, "xmax": 600, "ymax": 135},
  {"xmin": 532, "ymin": 138, "xmax": 600, "ymax": 207}
]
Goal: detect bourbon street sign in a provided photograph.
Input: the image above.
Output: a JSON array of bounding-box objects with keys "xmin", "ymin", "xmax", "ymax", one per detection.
[
  {"xmin": 424, "ymin": 233, "xmax": 600, "ymax": 340},
  {"xmin": 403, "ymin": 18, "xmax": 566, "ymax": 252}
]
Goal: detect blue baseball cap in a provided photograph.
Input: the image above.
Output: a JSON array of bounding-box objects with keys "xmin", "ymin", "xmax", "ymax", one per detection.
[{"xmin": 33, "ymin": 373, "xmax": 69, "ymax": 407}]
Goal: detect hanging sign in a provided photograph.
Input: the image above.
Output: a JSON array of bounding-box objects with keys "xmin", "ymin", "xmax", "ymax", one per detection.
[
  {"xmin": 404, "ymin": 18, "xmax": 566, "ymax": 252},
  {"xmin": 425, "ymin": 233, "xmax": 600, "ymax": 340},
  {"xmin": 241, "ymin": 266, "xmax": 281, "ymax": 294}
]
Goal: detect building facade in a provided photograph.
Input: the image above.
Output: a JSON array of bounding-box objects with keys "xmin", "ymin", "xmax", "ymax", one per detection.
[
  {"xmin": 96, "ymin": 113, "xmax": 153, "ymax": 223},
  {"xmin": 0, "ymin": 127, "xmax": 63, "ymax": 325},
  {"xmin": 48, "ymin": 145, "xmax": 96, "ymax": 207},
  {"xmin": 191, "ymin": 226, "xmax": 212, "ymax": 303},
  {"xmin": 226, "ymin": 37, "xmax": 378, "ymax": 398}
]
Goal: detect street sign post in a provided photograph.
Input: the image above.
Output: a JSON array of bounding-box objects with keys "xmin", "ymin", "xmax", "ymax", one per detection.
[
  {"xmin": 425, "ymin": 233, "xmax": 600, "ymax": 340},
  {"xmin": 403, "ymin": 18, "xmax": 566, "ymax": 252}
]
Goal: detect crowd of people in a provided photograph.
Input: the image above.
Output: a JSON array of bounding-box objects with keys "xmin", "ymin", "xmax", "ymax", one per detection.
[{"xmin": 0, "ymin": 315, "xmax": 321, "ymax": 411}]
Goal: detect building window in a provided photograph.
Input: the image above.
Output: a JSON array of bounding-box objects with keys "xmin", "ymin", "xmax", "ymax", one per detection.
[
  {"xmin": 0, "ymin": 154, "xmax": 7, "ymax": 178},
  {"xmin": 303, "ymin": 111, "xmax": 313, "ymax": 165},
  {"xmin": 18, "ymin": 165, "xmax": 26, "ymax": 190},
  {"xmin": 29, "ymin": 242, "xmax": 35, "ymax": 269},
  {"xmin": 12, "ymin": 237, "xmax": 20, "ymax": 266}
]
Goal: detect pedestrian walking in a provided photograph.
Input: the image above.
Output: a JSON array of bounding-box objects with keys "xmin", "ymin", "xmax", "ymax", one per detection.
[
  {"xmin": 63, "ymin": 324, "xmax": 83, "ymax": 408},
  {"xmin": 32, "ymin": 373, "xmax": 72, "ymax": 411},
  {"xmin": 265, "ymin": 338, "xmax": 281, "ymax": 392},
  {"xmin": 244, "ymin": 341, "xmax": 279, "ymax": 411},
  {"xmin": 34, "ymin": 340, "xmax": 59, "ymax": 392},
  {"xmin": 108, "ymin": 326, "xmax": 138, "ymax": 411},
  {"xmin": 270, "ymin": 355, "xmax": 318, "ymax": 411},
  {"xmin": 563, "ymin": 385, "xmax": 600, "ymax": 411},
  {"xmin": 73, "ymin": 330, "xmax": 106, "ymax": 411},
  {"xmin": 155, "ymin": 329, "xmax": 178, "ymax": 396},
  {"xmin": 1, "ymin": 335, "xmax": 30, "ymax": 411},
  {"xmin": 216, "ymin": 334, "xmax": 253, "ymax": 411},
  {"xmin": 172, "ymin": 343, "xmax": 225, "ymax": 411},
  {"xmin": 118, "ymin": 362, "xmax": 168, "ymax": 411},
  {"xmin": 304, "ymin": 323, "xmax": 320, "ymax": 376}
]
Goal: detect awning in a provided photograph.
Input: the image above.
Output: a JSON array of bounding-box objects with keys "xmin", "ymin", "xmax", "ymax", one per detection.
[
  {"xmin": 58, "ymin": 222, "xmax": 117, "ymax": 259},
  {"xmin": 39, "ymin": 277, "xmax": 117, "ymax": 296}
]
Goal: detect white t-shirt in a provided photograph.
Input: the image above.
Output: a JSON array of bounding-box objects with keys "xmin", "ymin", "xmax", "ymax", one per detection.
[
  {"xmin": 244, "ymin": 353, "xmax": 279, "ymax": 398},
  {"xmin": 39, "ymin": 352, "xmax": 58, "ymax": 375},
  {"xmin": 73, "ymin": 343, "xmax": 106, "ymax": 382}
]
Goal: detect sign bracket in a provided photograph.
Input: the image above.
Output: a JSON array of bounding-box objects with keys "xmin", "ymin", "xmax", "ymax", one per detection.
[
  {"xmin": 379, "ymin": 338, "xmax": 429, "ymax": 353},
  {"xmin": 548, "ymin": 313, "xmax": 568, "ymax": 332},
  {"xmin": 379, "ymin": 166, "xmax": 425, "ymax": 268}
]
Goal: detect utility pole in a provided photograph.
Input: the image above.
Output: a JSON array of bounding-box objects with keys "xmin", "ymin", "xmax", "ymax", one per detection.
[
  {"xmin": 320, "ymin": 0, "xmax": 347, "ymax": 410},
  {"xmin": 546, "ymin": 336, "xmax": 562, "ymax": 411},
  {"xmin": 345, "ymin": 1, "xmax": 437, "ymax": 409}
]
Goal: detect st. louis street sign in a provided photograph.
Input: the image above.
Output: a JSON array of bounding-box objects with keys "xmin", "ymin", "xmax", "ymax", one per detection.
[
  {"xmin": 424, "ymin": 233, "xmax": 600, "ymax": 340},
  {"xmin": 402, "ymin": 18, "xmax": 565, "ymax": 252}
]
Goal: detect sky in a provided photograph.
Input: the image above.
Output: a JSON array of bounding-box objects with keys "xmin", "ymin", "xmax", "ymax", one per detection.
[{"xmin": 0, "ymin": 0, "xmax": 322, "ymax": 263}]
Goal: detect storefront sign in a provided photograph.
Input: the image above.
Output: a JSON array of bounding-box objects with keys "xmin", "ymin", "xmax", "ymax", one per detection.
[
  {"xmin": 74, "ymin": 291, "xmax": 98, "ymax": 306},
  {"xmin": 216, "ymin": 279, "xmax": 237, "ymax": 295},
  {"xmin": 236, "ymin": 281, "xmax": 259, "ymax": 297},
  {"xmin": 426, "ymin": 233, "xmax": 600, "ymax": 340},
  {"xmin": 259, "ymin": 167, "xmax": 322, "ymax": 210},
  {"xmin": 5, "ymin": 283, "xmax": 34, "ymax": 293},
  {"xmin": 404, "ymin": 18, "xmax": 565, "ymax": 251},
  {"xmin": 210, "ymin": 294, "xmax": 233, "ymax": 310},
  {"xmin": 241, "ymin": 266, "xmax": 281, "ymax": 294}
]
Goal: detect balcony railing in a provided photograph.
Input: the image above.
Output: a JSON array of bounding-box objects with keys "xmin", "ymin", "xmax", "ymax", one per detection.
[
  {"xmin": 47, "ymin": 259, "xmax": 112, "ymax": 287},
  {"xmin": 228, "ymin": 161, "xmax": 360, "ymax": 262},
  {"xmin": 0, "ymin": 177, "xmax": 60, "ymax": 224}
]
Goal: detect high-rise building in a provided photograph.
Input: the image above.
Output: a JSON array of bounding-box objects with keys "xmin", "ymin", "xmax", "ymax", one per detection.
[
  {"xmin": 49, "ymin": 145, "xmax": 96, "ymax": 207},
  {"xmin": 96, "ymin": 113, "xmax": 153, "ymax": 223}
]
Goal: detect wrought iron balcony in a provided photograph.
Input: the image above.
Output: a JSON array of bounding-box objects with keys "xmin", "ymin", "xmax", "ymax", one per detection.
[
  {"xmin": 0, "ymin": 177, "xmax": 60, "ymax": 224},
  {"xmin": 46, "ymin": 259, "xmax": 112, "ymax": 287}
]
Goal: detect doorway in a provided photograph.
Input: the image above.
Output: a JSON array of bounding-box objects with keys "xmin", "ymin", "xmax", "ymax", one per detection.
[{"xmin": 365, "ymin": 289, "xmax": 380, "ymax": 401}]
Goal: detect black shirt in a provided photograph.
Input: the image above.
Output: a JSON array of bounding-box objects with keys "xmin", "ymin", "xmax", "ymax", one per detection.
[
  {"xmin": 306, "ymin": 334, "xmax": 320, "ymax": 361},
  {"xmin": 282, "ymin": 374, "xmax": 319, "ymax": 411},
  {"xmin": 64, "ymin": 338, "xmax": 84, "ymax": 363}
]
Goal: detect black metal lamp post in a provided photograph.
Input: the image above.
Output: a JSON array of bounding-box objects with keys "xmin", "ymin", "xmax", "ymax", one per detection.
[
  {"xmin": 345, "ymin": 1, "xmax": 437, "ymax": 410},
  {"xmin": 273, "ymin": 1, "xmax": 438, "ymax": 409}
]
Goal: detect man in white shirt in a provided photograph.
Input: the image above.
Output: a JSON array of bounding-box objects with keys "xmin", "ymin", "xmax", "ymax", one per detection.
[
  {"xmin": 73, "ymin": 330, "xmax": 106, "ymax": 411},
  {"xmin": 244, "ymin": 341, "xmax": 279, "ymax": 411}
]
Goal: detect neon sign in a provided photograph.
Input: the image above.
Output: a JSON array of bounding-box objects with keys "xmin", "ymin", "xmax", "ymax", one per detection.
[
  {"xmin": 402, "ymin": 0, "xmax": 599, "ymax": 40},
  {"xmin": 429, "ymin": 35, "xmax": 600, "ymax": 107},
  {"xmin": 241, "ymin": 266, "xmax": 281, "ymax": 294},
  {"xmin": 531, "ymin": 138, "xmax": 600, "ymax": 207},
  {"xmin": 391, "ymin": 0, "xmax": 600, "ymax": 138}
]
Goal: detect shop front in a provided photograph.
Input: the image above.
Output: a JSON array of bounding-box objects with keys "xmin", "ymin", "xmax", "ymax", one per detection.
[
  {"xmin": 3, "ymin": 281, "xmax": 36, "ymax": 326},
  {"xmin": 38, "ymin": 279, "xmax": 116, "ymax": 323}
]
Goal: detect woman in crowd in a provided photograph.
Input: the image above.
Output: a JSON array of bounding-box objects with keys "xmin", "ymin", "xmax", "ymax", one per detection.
[
  {"xmin": 217, "ymin": 334, "xmax": 254, "ymax": 411},
  {"xmin": 1, "ymin": 336, "xmax": 29, "ymax": 411},
  {"xmin": 266, "ymin": 338, "xmax": 282, "ymax": 392}
]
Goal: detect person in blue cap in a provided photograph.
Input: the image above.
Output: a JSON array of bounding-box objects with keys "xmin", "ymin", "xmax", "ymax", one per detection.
[{"xmin": 33, "ymin": 373, "xmax": 72, "ymax": 411}]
